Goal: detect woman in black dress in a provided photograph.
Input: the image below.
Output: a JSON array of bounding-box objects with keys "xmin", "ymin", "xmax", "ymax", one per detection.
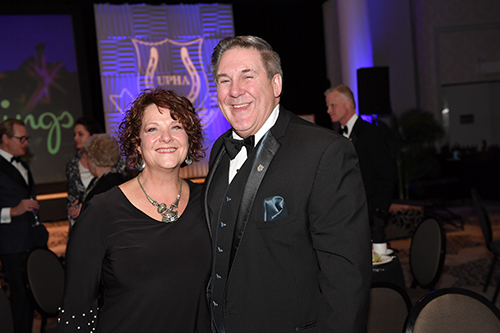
[{"xmin": 58, "ymin": 88, "xmax": 210, "ymax": 332}]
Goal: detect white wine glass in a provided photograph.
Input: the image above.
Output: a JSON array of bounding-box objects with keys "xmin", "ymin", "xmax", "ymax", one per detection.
[{"xmin": 30, "ymin": 196, "xmax": 42, "ymax": 227}]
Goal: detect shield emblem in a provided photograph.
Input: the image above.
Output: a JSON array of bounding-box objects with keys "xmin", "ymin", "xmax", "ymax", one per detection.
[{"xmin": 132, "ymin": 38, "xmax": 209, "ymax": 110}]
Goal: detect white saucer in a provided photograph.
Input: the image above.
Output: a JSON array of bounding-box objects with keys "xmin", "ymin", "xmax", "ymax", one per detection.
[
  {"xmin": 376, "ymin": 249, "xmax": 393, "ymax": 256},
  {"xmin": 372, "ymin": 255, "xmax": 393, "ymax": 266}
]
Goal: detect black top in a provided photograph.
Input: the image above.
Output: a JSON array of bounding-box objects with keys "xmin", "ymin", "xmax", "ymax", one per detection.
[
  {"xmin": 58, "ymin": 180, "xmax": 211, "ymax": 332},
  {"xmin": 79, "ymin": 171, "xmax": 129, "ymax": 215}
]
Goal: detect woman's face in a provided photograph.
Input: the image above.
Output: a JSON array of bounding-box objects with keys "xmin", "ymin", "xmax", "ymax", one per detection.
[
  {"xmin": 74, "ymin": 124, "xmax": 91, "ymax": 150},
  {"xmin": 138, "ymin": 104, "xmax": 189, "ymax": 172}
]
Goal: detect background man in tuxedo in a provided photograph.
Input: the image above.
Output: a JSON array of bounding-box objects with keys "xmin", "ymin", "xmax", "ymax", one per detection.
[
  {"xmin": 325, "ymin": 84, "xmax": 396, "ymax": 245},
  {"xmin": 0, "ymin": 119, "xmax": 39, "ymax": 332},
  {"xmin": 204, "ymin": 36, "xmax": 371, "ymax": 333}
]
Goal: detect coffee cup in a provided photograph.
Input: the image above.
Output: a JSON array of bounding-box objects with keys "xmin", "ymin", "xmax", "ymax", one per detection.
[{"xmin": 372, "ymin": 243, "xmax": 387, "ymax": 255}]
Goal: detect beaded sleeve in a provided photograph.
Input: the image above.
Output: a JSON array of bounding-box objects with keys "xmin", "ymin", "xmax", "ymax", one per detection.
[
  {"xmin": 56, "ymin": 201, "xmax": 105, "ymax": 333},
  {"xmin": 57, "ymin": 303, "xmax": 99, "ymax": 332}
]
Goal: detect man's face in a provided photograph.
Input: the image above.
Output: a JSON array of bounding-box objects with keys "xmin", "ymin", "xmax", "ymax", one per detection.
[
  {"xmin": 1, "ymin": 124, "xmax": 29, "ymax": 156},
  {"xmin": 325, "ymin": 91, "xmax": 353, "ymax": 126},
  {"xmin": 215, "ymin": 47, "xmax": 282, "ymax": 138}
]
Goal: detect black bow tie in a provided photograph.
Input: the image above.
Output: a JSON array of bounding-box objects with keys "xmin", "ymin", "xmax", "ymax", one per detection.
[
  {"xmin": 338, "ymin": 125, "xmax": 348, "ymax": 135},
  {"xmin": 10, "ymin": 156, "xmax": 21, "ymax": 163},
  {"xmin": 223, "ymin": 135, "xmax": 255, "ymax": 160}
]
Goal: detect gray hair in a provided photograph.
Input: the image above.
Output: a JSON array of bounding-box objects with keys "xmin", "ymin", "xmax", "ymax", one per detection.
[
  {"xmin": 84, "ymin": 133, "xmax": 120, "ymax": 168},
  {"xmin": 211, "ymin": 35, "xmax": 283, "ymax": 81},
  {"xmin": 324, "ymin": 84, "xmax": 356, "ymax": 109}
]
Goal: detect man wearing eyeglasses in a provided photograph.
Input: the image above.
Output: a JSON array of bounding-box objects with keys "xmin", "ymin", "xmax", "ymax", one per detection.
[{"xmin": 0, "ymin": 118, "xmax": 38, "ymax": 332}]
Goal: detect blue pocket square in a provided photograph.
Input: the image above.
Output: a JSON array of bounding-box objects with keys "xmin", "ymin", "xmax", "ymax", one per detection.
[{"xmin": 263, "ymin": 196, "xmax": 288, "ymax": 222}]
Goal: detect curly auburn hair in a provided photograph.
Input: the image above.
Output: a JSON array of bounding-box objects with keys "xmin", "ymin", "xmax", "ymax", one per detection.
[{"xmin": 118, "ymin": 88, "xmax": 205, "ymax": 168}]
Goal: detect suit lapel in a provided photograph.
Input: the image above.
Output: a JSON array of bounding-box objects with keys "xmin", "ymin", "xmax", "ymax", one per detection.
[
  {"xmin": 24, "ymin": 160, "xmax": 35, "ymax": 192},
  {"xmin": 228, "ymin": 107, "xmax": 290, "ymax": 267},
  {"xmin": 204, "ymin": 130, "xmax": 232, "ymax": 237},
  {"xmin": 0, "ymin": 156, "xmax": 28, "ymax": 189},
  {"xmin": 205, "ymin": 107, "xmax": 290, "ymax": 269},
  {"xmin": 350, "ymin": 118, "xmax": 361, "ymax": 145},
  {"xmin": 229, "ymin": 130, "xmax": 281, "ymax": 267}
]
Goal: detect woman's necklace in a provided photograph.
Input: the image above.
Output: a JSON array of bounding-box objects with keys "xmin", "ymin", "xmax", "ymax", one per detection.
[{"xmin": 137, "ymin": 172, "xmax": 182, "ymax": 223}]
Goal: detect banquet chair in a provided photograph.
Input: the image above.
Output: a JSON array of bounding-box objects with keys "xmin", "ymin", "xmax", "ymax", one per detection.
[
  {"xmin": 403, "ymin": 287, "xmax": 500, "ymax": 333},
  {"xmin": 409, "ymin": 217, "xmax": 446, "ymax": 291},
  {"xmin": 471, "ymin": 188, "xmax": 500, "ymax": 303},
  {"xmin": 26, "ymin": 248, "xmax": 65, "ymax": 333},
  {"xmin": 366, "ymin": 281, "xmax": 412, "ymax": 333},
  {"xmin": 0, "ymin": 287, "xmax": 14, "ymax": 333}
]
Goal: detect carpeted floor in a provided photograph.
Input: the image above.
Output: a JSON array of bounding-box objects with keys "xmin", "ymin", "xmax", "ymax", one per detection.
[
  {"xmin": 46, "ymin": 220, "xmax": 69, "ymax": 258},
  {"xmin": 389, "ymin": 202, "xmax": 500, "ymax": 307}
]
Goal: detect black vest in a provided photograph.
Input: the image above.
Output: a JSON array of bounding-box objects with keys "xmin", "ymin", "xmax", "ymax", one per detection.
[{"xmin": 208, "ymin": 153, "xmax": 256, "ymax": 333}]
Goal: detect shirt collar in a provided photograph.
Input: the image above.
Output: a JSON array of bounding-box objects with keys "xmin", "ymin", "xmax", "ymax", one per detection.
[
  {"xmin": 232, "ymin": 104, "xmax": 280, "ymax": 145},
  {"xmin": 344, "ymin": 113, "xmax": 358, "ymax": 137},
  {"xmin": 0, "ymin": 148, "xmax": 14, "ymax": 162}
]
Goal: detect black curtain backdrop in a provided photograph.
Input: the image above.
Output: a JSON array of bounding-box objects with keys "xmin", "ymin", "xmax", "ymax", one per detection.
[{"xmin": 232, "ymin": 2, "xmax": 331, "ymax": 128}]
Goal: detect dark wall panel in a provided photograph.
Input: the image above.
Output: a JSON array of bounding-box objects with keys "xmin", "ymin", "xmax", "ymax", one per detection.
[{"xmin": 233, "ymin": 2, "xmax": 330, "ymax": 128}]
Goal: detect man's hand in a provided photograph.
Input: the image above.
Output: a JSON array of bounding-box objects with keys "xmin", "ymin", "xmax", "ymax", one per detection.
[{"xmin": 11, "ymin": 199, "xmax": 39, "ymax": 217}]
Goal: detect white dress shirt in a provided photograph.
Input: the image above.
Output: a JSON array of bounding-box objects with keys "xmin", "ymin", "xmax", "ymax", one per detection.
[
  {"xmin": 0, "ymin": 148, "xmax": 29, "ymax": 223},
  {"xmin": 228, "ymin": 104, "xmax": 280, "ymax": 183},
  {"xmin": 342, "ymin": 113, "xmax": 358, "ymax": 138}
]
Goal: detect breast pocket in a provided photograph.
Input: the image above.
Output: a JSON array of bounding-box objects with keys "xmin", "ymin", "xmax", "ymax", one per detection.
[{"xmin": 255, "ymin": 211, "xmax": 297, "ymax": 229}]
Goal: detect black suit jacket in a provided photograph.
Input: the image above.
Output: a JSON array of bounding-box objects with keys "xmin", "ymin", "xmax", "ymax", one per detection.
[
  {"xmin": 204, "ymin": 107, "xmax": 371, "ymax": 332},
  {"xmin": 349, "ymin": 118, "xmax": 396, "ymax": 241},
  {"xmin": 0, "ymin": 155, "xmax": 37, "ymax": 254}
]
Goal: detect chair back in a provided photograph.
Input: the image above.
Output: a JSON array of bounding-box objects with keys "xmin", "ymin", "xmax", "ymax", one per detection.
[
  {"xmin": 26, "ymin": 248, "xmax": 65, "ymax": 317},
  {"xmin": 409, "ymin": 217, "xmax": 446, "ymax": 290},
  {"xmin": 0, "ymin": 287, "xmax": 14, "ymax": 333},
  {"xmin": 367, "ymin": 281, "xmax": 412, "ymax": 333},
  {"xmin": 404, "ymin": 287, "xmax": 500, "ymax": 333},
  {"xmin": 471, "ymin": 189, "xmax": 493, "ymax": 247}
]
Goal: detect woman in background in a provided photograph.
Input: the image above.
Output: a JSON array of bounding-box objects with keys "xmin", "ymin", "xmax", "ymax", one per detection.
[
  {"xmin": 58, "ymin": 88, "xmax": 210, "ymax": 332},
  {"xmin": 67, "ymin": 133, "xmax": 129, "ymax": 222},
  {"xmin": 65, "ymin": 117, "xmax": 128, "ymax": 226}
]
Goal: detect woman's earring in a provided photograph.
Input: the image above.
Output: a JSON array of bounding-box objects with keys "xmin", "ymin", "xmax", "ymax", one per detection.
[
  {"xmin": 184, "ymin": 156, "xmax": 193, "ymax": 165},
  {"xmin": 137, "ymin": 158, "xmax": 146, "ymax": 171}
]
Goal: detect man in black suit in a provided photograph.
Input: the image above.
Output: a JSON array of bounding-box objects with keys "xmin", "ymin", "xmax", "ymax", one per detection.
[
  {"xmin": 325, "ymin": 84, "xmax": 396, "ymax": 244},
  {"xmin": 0, "ymin": 119, "xmax": 39, "ymax": 332},
  {"xmin": 204, "ymin": 36, "xmax": 371, "ymax": 333}
]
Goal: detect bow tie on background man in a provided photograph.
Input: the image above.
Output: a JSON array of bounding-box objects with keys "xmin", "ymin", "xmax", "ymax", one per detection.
[
  {"xmin": 223, "ymin": 135, "xmax": 255, "ymax": 160},
  {"xmin": 338, "ymin": 125, "xmax": 348, "ymax": 136},
  {"xmin": 10, "ymin": 156, "xmax": 21, "ymax": 163}
]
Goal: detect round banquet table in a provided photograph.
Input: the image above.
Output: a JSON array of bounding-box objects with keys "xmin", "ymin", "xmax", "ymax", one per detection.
[{"xmin": 371, "ymin": 253, "xmax": 406, "ymax": 291}]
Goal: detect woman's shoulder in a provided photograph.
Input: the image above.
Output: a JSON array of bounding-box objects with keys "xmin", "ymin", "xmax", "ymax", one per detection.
[
  {"xmin": 78, "ymin": 187, "xmax": 129, "ymax": 225},
  {"xmin": 85, "ymin": 186, "xmax": 125, "ymax": 210},
  {"xmin": 66, "ymin": 151, "xmax": 82, "ymax": 171},
  {"xmin": 185, "ymin": 178, "xmax": 202, "ymax": 188},
  {"xmin": 185, "ymin": 179, "xmax": 203, "ymax": 197},
  {"xmin": 96, "ymin": 185, "xmax": 123, "ymax": 199},
  {"xmin": 100, "ymin": 171, "xmax": 129, "ymax": 186},
  {"xmin": 72, "ymin": 187, "xmax": 128, "ymax": 238}
]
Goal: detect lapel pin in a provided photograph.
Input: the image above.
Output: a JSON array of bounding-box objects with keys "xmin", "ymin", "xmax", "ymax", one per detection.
[{"xmin": 257, "ymin": 164, "xmax": 264, "ymax": 172}]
